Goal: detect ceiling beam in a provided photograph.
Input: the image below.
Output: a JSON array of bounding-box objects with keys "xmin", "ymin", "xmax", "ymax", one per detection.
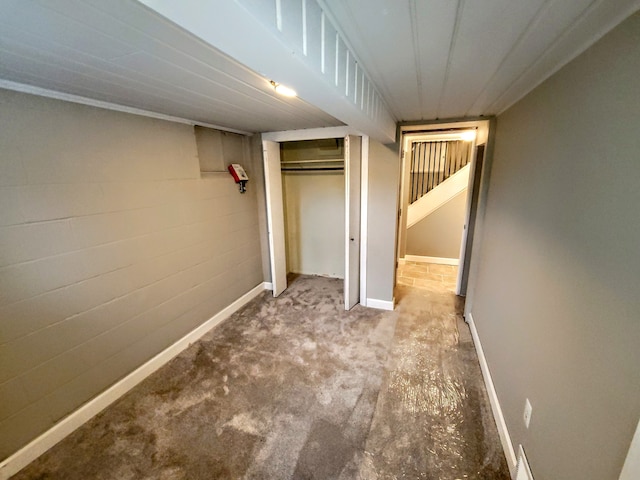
[{"xmin": 138, "ymin": 0, "xmax": 397, "ymax": 143}]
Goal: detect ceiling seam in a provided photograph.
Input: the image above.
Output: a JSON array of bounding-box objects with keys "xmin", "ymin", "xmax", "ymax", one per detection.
[
  {"xmin": 485, "ymin": 0, "xmax": 606, "ymax": 113},
  {"xmin": 76, "ymin": 0, "xmax": 328, "ymax": 116},
  {"xmin": 435, "ymin": 0, "xmax": 465, "ymax": 119},
  {"xmin": 463, "ymin": 0, "xmax": 554, "ymax": 117},
  {"xmin": 408, "ymin": 0, "xmax": 424, "ymax": 120},
  {"xmin": 0, "ymin": 79, "xmax": 254, "ymax": 135},
  {"xmin": 23, "ymin": 1, "xmax": 337, "ymax": 125},
  {"xmin": 0, "ymin": 46, "xmax": 326, "ymax": 126}
]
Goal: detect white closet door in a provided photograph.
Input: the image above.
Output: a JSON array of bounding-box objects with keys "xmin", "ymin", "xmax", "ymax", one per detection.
[
  {"xmin": 263, "ymin": 140, "xmax": 287, "ymax": 297},
  {"xmin": 344, "ymin": 135, "xmax": 361, "ymax": 310}
]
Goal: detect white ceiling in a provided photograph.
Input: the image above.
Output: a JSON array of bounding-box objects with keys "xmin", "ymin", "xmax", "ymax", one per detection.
[
  {"xmin": 1, "ymin": 0, "xmax": 639, "ymax": 135},
  {"xmin": 0, "ymin": 0, "xmax": 343, "ymax": 133},
  {"xmin": 322, "ymin": 0, "xmax": 640, "ymax": 121}
]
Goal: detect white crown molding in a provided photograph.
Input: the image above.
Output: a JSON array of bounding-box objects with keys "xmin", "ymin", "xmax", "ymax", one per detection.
[{"xmin": 0, "ymin": 80, "xmax": 252, "ymax": 136}]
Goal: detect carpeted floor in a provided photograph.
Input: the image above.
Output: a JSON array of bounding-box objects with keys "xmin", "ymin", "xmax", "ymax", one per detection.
[{"xmin": 11, "ymin": 274, "xmax": 509, "ymax": 479}]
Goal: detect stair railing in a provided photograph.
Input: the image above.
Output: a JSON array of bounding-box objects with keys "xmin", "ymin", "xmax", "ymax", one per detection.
[{"xmin": 409, "ymin": 140, "xmax": 471, "ymax": 204}]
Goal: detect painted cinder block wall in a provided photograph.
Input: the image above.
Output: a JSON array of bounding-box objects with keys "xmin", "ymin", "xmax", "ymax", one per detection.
[
  {"xmin": 0, "ymin": 89, "xmax": 264, "ymax": 459},
  {"xmin": 469, "ymin": 12, "xmax": 640, "ymax": 480}
]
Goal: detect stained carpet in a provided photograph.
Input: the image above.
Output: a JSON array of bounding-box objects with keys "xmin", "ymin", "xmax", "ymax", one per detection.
[{"xmin": 12, "ymin": 275, "xmax": 509, "ymax": 479}]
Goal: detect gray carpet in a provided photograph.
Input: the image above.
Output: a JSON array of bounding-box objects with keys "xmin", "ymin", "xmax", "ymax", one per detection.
[{"xmin": 12, "ymin": 274, "xmax": 509, "ymax": 479}]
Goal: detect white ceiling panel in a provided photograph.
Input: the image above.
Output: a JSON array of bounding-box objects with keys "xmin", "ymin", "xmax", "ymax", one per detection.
[
  {"xmin": 322, "ymin": 0, "xmax": 640, "ymax": 121},
  {"xmin": 436, "ymin": 0, "xmax": 546, "ymax": 118},
  {"xmin": 0, "ymin": 0, "xmax": 343, "ymax": 133},
  {"xmin": 1, "ymin": 0, "xmax": 638, "ymax": 134},
  {"xmin": 322, "ymin": 0, "xmax": 419, "ymax": 120},
  {"xmin": 486, "ymin": 0, "xmax": 640, "ymax": 114},
  {"xmin": 0, "ymin": 1, "xmax": 138, "ymax": 61},
  {"xmin": 413, "ymin": 1, "xmax": 459, "ymax": 120},
  {"xmin": 466, "ymin": 0, "xmax": 594, "ymax": 116}
]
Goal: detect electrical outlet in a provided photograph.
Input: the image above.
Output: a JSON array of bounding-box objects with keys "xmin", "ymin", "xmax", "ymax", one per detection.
[{"xmin": 523, "ymin": 398, "xmax": 532, "ymax": 428}]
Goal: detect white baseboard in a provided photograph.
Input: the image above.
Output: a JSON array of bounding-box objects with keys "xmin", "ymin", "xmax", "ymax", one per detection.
[
  {"xmin": 263, "ymin": 281, "xmax": 273, "ymax": 291},
  {"xmin": 620, "ymin": 418, "xmax": 640, "ymax": 480},
  {"xmin": 403, "ymin": 255, "xmax": 459, "ymax": 266},
  {"xmin": 0, "ymin": 282, "xmax": 271, "ymax": 480},
  {"xmin": 366, "ymin": 297, "xmax": 395, "ymax": 311},
  {"xmin": 466, "ymin": 312, "xmax": 517, "ymax": 477}
]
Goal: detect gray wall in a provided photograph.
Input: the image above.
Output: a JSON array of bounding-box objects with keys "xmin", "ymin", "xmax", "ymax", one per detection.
[
  {"xmin": 406, "ymin": 191, "xmax": 466, "ymax": 259},
  {"xmin": 282, "ymin": 172, "xmax": 345, "ymax": 278},
  {"xmin": 0, "ymin": 90, "xmax": 264, "ymax": 460},
  {"xmin": 469, "ymin": 12, "xmax": 640, "ymax": 480},
  {"xmin": 280, "ymin": 139, "xmax": 345, "ymax": 278},
  {"xmin": 366, "ymin": 139, "xmax": 399, "ymax": 302}
]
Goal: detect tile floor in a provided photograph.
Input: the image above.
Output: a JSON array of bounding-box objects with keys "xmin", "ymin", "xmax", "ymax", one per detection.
[{"xmin": 397, "ymin": 261, "xmax": 459, "ymax": 293}]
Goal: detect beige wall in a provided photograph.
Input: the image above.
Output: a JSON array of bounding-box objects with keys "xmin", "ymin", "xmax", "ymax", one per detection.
[
  {"xmin": 0, "ymin": 90, "xmax": 264, "ymax": 460},
  {"xmin": 280, "ymin": 140, "xmax": 345, "ymax": 278},
  {"xmin": 282, "ymin": 172, "xmax": 345, "ymax": 278},
  {"xmin": 469, "ymin": 12, "xmax": 640, "ymax": 480},
  {"xmin": 405, "ymin": 190, "xmax": 466, "ymax": 259},
  {"xmin": 366, "ymin": 139, "xmax": 399, "ymax": 302}
]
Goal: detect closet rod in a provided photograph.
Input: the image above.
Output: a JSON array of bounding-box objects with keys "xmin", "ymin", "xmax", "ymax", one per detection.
[{"xmin": 281, "ymin": 167, "xmax": 344, "ymax": 172}]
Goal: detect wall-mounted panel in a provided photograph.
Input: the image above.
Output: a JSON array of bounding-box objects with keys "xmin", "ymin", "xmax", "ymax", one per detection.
[
  {"xmin": 321, "ymin": 15, "xmax": 337, "ymax": 81},
  {"xmin": 279, "ymin": 0, "xmax": 304, "ymax": 49},
  {"xmin": 335, "ymin": 35, "xmax": 348, "ymax": 93}
]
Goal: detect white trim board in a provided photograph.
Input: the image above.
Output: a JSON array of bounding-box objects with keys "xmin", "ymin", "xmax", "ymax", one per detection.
[
  {"xmin": 403, "ymin": 255, "xmax": 459, "ymax": 266},
  {"xmin": 262, "ymin": 126, "xmax": 363, "ymax": 142},
  {"xmin": 515, "ymin": 445, "xmax": 534, "ymax": 480},
  {"xmin": 466, "ymin": 312, "xmax": 517, "ymax": 476},
  {"xmin": 366, "ymin": 298, "xmax": 395, "ymax": 311},
  {"xmin": 0, "ymin": 80, "xmax": 252, "ymax": 136},
  {"xmin": 0, "ymin": 282, "xmax": 271, "ymax": 480},
  {"xmin": 359, "ymin": 136, "xmax": 370, "ymax": 307}
]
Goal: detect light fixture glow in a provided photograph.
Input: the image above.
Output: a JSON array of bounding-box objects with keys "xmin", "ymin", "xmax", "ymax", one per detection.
[
  {"xmin": 270, "ymin": 80, "xmax": 297, "ymax": 97},
  {"xmin": 460, "ymin": 130, "xmax": 476, "ymax": 142}
]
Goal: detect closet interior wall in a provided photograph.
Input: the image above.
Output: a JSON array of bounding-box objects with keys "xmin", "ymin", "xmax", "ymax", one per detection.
[{"xmin": 280, "ymin": 139, "xmax": 345, "ymax": 279}]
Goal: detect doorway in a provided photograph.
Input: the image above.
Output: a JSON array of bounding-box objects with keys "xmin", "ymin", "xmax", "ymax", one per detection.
[
  {"xmin": 397, "ymin": 120, "xmax": 490, "ymax": 296},
  {"xmin": 262, "ymin": 133, "xmax": 362, "ymax": 310}
]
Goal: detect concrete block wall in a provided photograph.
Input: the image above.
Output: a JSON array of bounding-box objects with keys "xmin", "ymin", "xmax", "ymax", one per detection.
[{"xmin": 0, "ymin": 89, "xmax": 264, "ymax": 459}]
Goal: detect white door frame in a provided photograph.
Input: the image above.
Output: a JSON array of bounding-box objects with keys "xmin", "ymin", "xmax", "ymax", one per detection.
[
  {"xmin": 262, "ymin": 127, "xmax": 369, "ymax": 305},
  {"xmin": 263, "ymin": 140, "xmax": 287, "ymax": 297},
  {"xmin": 344, "ymin": 135, "xmax": 362, "ymax": 310},
  {"xmin": 398, "ymin": 121, "xmax": 490, "ymax": 295},
  {"xmin": 455, "ymin": 138, "xmax": 478, "ymax": 294}
]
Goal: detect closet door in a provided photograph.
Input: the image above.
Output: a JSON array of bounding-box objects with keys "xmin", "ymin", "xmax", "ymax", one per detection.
[
  {"xmin": 263, "ymin": 140, "xmax": 287, "ymax": 297},
  {"xmin": 344, "ymin": 135, "xmax": 361, "ymax": 310}
]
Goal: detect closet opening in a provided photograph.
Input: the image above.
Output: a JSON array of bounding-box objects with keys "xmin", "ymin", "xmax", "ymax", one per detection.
[
  {"xmin": 280, "ymin": 138, "xmax": 346, "ymax": 281},
  {"xmin": 262, "ymin": 133, "xmax": 362, "ymax": 310}
]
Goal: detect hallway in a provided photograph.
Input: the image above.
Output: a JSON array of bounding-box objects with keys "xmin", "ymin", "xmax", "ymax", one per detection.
[{"xmin": 12, "ymin": 276, "xmax": 508, "ymax": 479}]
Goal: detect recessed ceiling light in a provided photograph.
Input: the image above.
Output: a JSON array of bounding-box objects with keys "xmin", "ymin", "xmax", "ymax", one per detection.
[
  {"xmin": 460, "ymin": 130, "xmax": 476, "ymax": 142},
  {"xmin": 270, "ymin": 80, "xmax": 297, "ymax": 97}
]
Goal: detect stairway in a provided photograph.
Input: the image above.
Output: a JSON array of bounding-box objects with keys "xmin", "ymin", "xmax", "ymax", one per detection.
[
  {"xmin": 409, "ymin": 140, "xmax": 472, "ymax": 203},
  {"xmin": 407, "ymin": 164, "xmax": 470, "ymax": 227},
  {"xmin": 407, "ymin": 140, "xmax": 472, "ymax": 227}
]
